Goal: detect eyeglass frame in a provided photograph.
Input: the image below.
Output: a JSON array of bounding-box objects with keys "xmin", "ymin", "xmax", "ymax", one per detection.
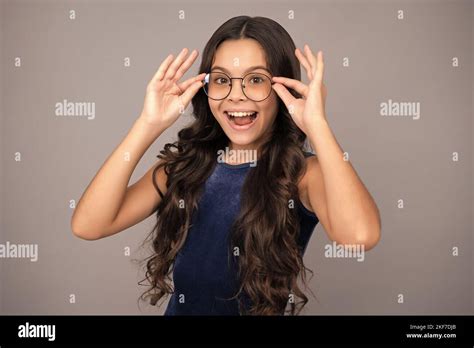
[{"xmin": 202, "ymin": 70, "xmax": 275, "ymax": 102}]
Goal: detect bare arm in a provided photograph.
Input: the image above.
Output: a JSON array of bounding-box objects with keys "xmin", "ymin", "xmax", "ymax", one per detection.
[
  {"xmin": 273, "ymin": 45, "xmax": 381, "ymax": 251},
  {"xmin": 304, "ymin": 121, "xmax": 381, "ymax": 251},
  {"xmin": 70, "ymin": 47, "xmax": 205, "ymax": 240},
  {"xmin": 70, "ymin": 118, "xmax": 167, "ymax": 240}
]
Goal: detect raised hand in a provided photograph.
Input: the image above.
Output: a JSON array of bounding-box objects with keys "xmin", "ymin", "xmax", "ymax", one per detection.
[
  {"xmin": 140, "ymin": 48, "xmax": 206, "ymax": 131},
  {"xmin": 271, "ymin": 44, "xmax": 327, "ymax": 137}
]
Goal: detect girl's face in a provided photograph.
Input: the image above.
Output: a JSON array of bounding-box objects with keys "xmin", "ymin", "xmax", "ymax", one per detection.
[{"xmin": 208, "ymin": 39, "xmax": 279, "ymax": 150}]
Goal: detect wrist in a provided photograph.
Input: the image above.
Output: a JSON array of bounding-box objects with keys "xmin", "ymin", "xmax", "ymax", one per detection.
[
  {"xmin": 134, "ymin": 116, "xmax": 167, "ymax": 142},
  {"xmin": 136, "ymin": 114, "xmax": 167, "ymax": 135},
  {"xmin": 306, "ymin": 117, "xmax": 329, "ymax": 140}
]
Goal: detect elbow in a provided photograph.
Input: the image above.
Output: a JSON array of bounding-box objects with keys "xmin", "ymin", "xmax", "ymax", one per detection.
[
  {"xmin": 357, "ymin": 230, "xmax": 380, "ymax": 251},
  {"xmin": 355, "ymin": 222, "xmax": 381, "ymax": 251},
  {"xmin": 332, "ymin": 223, "xmax": 381, "ymax": 252},
  {"xmin": 72, "ymin": 231, "xmax": 102, "ymax": 241},
  {"xmin": 70, "ymin": 217, "xmax": 104, "ymax": 241},
  {"xmin": 351, "ymin": 211, "xmax": 382, "ymax": 251}
]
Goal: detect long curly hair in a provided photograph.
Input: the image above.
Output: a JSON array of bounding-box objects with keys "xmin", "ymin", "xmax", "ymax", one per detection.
[{"xmin": 138, "ymin": 15, "xmax": 315, "ymax": 315}]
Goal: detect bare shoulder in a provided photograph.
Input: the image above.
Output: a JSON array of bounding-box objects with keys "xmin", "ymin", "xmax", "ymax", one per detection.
[
  {"xmin": 150, "ymin": 159, "xmax": 168, "ymax": 198},
  {"xmin": 297, "ymin": 154, "xmax": 320, "ymax": 212},
  {"xmin": 298, "ymin": 154, "xmax": 332, "ymax": 234}
]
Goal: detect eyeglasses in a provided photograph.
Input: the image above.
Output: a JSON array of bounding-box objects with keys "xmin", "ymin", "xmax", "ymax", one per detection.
[{"xmin": 202, "ymin": 71, "xmax": 274, "ymax": 102}]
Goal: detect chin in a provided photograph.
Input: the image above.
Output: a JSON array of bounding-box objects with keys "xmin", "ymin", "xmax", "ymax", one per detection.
[{"xmin": 226, "ymin": 133, "xmax": 259, "ymax": 147}]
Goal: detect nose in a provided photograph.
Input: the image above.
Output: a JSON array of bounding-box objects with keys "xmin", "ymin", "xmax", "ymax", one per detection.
[{"xmin": 227, "ymin": 78, "xmax": 247, "ymax": 101}]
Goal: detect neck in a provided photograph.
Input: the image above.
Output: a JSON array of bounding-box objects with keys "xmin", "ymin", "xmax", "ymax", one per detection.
[{"xmin": 225, "ymin": 136, "xmax": 270, "ymax": 165}]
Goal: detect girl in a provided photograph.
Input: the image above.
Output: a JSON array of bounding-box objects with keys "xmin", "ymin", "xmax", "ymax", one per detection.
[{"xmin": 71, "ymin": 16, "xmax": 381, "ymax": 316}]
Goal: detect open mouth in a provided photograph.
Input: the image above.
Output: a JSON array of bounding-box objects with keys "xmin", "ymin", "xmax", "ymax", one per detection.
[{"xmin": 224, "ymin": 111, "xmax": 258, "ymax": 129}]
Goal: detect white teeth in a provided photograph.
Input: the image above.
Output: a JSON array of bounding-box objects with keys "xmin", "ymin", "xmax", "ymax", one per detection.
[{"xmin": 227, "ymin": 111, "xmax": 257, "ymax": 117}]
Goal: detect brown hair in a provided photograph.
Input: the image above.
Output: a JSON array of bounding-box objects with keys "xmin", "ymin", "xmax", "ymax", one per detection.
[{"xmin": 139, "ymin": 15, "xmax": 315, "ymax": 315}]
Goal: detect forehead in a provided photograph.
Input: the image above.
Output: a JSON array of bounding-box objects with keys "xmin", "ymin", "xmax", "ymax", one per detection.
[{"xmin": 212, "ymin": 38, "xmax": 268, "ymax": 72}]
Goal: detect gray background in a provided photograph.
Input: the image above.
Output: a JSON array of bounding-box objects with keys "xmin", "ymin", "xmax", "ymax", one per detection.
[{"xmin": 0, "ymin": 0, "xmax": 472, "ymax": 315}]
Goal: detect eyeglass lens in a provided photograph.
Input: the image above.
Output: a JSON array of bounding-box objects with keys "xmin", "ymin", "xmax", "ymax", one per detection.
[{"xmin": 203, "ymin": 72, "xmax": 272, "ymax": 102}]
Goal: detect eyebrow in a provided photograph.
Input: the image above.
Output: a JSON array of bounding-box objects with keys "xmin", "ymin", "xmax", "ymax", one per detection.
[{"xmin": 210, "ymin": 65, "xmax": 272, "ymax": 75}]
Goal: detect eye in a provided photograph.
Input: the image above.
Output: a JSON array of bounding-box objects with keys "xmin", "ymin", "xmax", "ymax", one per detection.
[
  {"xmin": 249, "ymin": 76, "xmax": 264, "ymax": 84},
  {"xmin": 214, "ymin": 76, "xmax": 229, "ymax": 84}
]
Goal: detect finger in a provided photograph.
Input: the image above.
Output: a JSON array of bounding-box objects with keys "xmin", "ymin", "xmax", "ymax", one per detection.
[
  {"xmin": 304, "ymin": 44, "xmax": 318, "ymax": 76},
  {"xmin": 314, "ymin": 51, "xmax": 324, "ymax": 83},
  {"xmin": 179, "ymin": 80, "xmax": 205, "ymax": 107},
  {"xmin": 151, "ymin": 54, "xmax": 174, "ymax": 82},
  {"xmin": 295, "ymin": 48, "xmax": 313, "ymax": 80},
  {"xmin": 178, "ymin": 72, "xmax": 206, "ymax": 92},
  {"xmin": 173, "ymin": 49, "xmax": 199, "ymax": 82},
  {"xmin": 272, "ymin": 83, "xmax": 296, "ymax": 108},
  {"xmin": 164, "ymin": 48, "xmax": 190, "ymax": 80},
  {"xmin": 322, "ymin": 81, "xmax": 327, "ymax": 99},
  {"xmin": 272, "ymin": 76, "xmax": 308, "ymax": 98}
]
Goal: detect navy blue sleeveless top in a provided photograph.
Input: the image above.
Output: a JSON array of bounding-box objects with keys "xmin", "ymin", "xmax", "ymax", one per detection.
[{"xmin": 164, "ymin": 155, "xmax": 319, "ymax": 315}]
